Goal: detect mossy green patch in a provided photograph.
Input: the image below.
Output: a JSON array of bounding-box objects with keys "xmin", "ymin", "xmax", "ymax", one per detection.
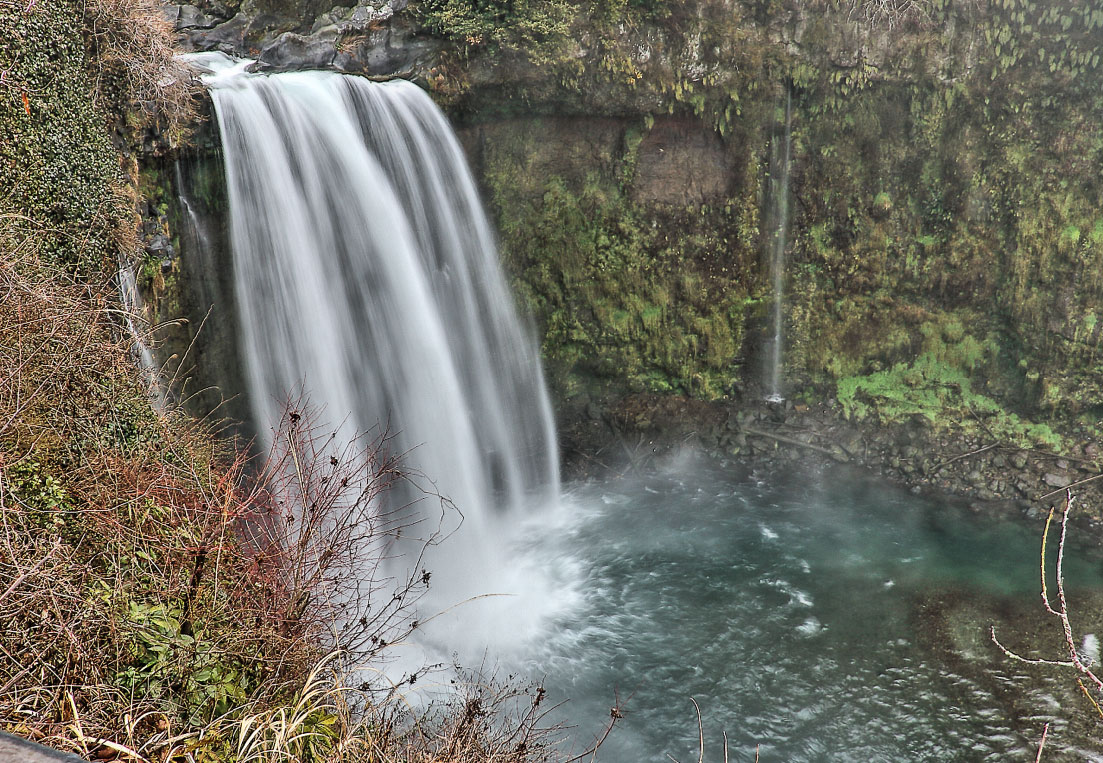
[
  {"xmin": 482, "ymin": 118, "xmax": 763, "ymax": 399},
  {"xmin": 0, "ymin": 0, "xmax": 129, "ymax": 276},
  {"xmin": 838, "ymin": 353, "xmax": 1063, "ymax": 451}
]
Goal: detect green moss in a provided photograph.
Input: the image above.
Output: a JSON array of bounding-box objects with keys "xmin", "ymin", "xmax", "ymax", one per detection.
[
  {"xmin": 415, "ymin": 0, "xmax": 572, "ymax": 65},
  {"xmin": 837, "ymin": 354, "xmax": 1064, "ymax": 451},
  {"xmin": 488, "ymin": 156, "xmax": 756, "ymax": 398}
]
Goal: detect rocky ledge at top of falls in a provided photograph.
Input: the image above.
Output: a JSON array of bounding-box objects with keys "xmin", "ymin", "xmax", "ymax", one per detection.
[
  {"xmin": 163, "ymin": 0, "xmax": 981, "ymax": 101},
  {"xmin": 165, "ymin": 0, "xmax": 441, "ymax": 75},
  {"xmin": 560, "ymin": 392, "xmax": 1103, "ymax": 531}
]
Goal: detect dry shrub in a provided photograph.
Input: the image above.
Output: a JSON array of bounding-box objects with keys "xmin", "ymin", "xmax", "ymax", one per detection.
[
  {"xmin": 0, "ymin": 218, "xmax": 314, "ymax": 754},
  {"xmin": 391, "ymin": 672, "xmax": 569, "ymax": 763},
  {"xmin": 229, "ymin": 659, "xmax": 575, "ymax": 763},
  {"xmin": 242, "ymin": 404, "xmax": 443, "ymax": 663},
  {"xmin": 82, "ymin": 0, "xmax": 200, "ymax": 139},
  {"xmin": 0, "ymin": 216, "xmax": 295, "ymax": 755}
]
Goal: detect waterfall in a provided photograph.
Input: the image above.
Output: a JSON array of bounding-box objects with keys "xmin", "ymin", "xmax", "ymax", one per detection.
[
  {"xmin": 189, "ymin": 53, "xmax": 564, "ymax": 662},
  {"xmin": 118, "ymin": 256, "xmax": 167, "ymax": 408},
  {"xmin": 764, "ymin": 87, "xmax": 792, "ymax": 403}
]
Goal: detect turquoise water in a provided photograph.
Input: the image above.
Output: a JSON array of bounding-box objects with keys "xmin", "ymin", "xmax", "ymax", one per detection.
[{"xmin": 516, "ymin": 457, "xmax": 1103, "ymax": 761}]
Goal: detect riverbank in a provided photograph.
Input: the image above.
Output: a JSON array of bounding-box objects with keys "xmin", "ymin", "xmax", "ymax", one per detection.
[{"xmin": 559, "ymin": 391, "xmax": 1103, "ymax": 526}]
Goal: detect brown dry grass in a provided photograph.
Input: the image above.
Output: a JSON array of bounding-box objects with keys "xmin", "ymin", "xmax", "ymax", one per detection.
[
  {"xmin": 82, "ymin": 0, "xmax": 200, "ymax": 140},
  {"xmin": 0, "ymin": 216, "xmax": 307, "ymax": 755}
]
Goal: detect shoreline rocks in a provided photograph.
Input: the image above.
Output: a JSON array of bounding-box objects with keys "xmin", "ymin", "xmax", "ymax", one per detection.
[
  {"xmin": 559, "ymin": 391, "xmax": 1103, "ymax": 529},
  {"xmin": 166, "ymin": 0, "xmax": 440, "ymax": 76}
]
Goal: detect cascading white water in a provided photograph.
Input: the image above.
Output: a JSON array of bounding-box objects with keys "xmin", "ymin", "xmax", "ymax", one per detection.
[
  {"xmin": 190, "ymin": 53, "xmax": 566, "ymax": 663},
  {"xmin": 118, "ymin": 255, "xmax": 167, "ymax": 408},
  {"xmin": 764, "ymin": 88, "xmax": 792, "ymax": 403}
]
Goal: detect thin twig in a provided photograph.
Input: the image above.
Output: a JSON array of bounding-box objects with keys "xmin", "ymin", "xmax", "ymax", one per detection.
[
  {"xmin": 742, "ymin": 426, "xmax": 837, "ymax": 456},
  {"xmin": 928, "ymin": 442, "xmax": 997, "ymax": 473},
  {"xmin": 989, "ymin": 627, "xmax": 1073, "ymax": 667},
  {"xmin": 0, "ymin": 536, "xmax": 58, "ymax": 604},
  {"xmin": 1079, "ymin": 679, "xmax": 1103, "ymax": 720},
  {"xmin": 1039, "ymin": 472, "xmax": 1103, "ymax": 500},
  {"xmin": 992, "ymin": 489, "xmax": 1103, "ymax": 725},
  {"xmin": 1041, "ymin": 506, "xmax": 1058, "ymax": 616},
  {"xmin": 1035, "ymin": 722, "xmax": 1048, "ymax": 763},
  {"xmin": 691, "ymin": 697, "xmax": 704, "ymax": 763}
]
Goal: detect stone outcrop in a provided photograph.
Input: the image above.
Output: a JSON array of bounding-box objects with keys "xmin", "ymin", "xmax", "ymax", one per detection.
[
  {"xmin": 0, "ymin": 733, "xmax": 85, "ymax": 762},
  {"xmin": 167, "ymin": 0, "xmax": 439, "ymax": 75}
]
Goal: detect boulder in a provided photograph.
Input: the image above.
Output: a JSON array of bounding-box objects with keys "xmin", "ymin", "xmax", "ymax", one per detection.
[
  {"xmin": 0, "ymin": 733, "xmax": 84, "ymax": 762},
  {"xmin": 259, "ymin": 30, "xmax": 338, "ymax": 69},
  {"xmin": 1044, "ymin": 472, "xmax": 1069, "ymax": 488},
  {"xmin": 174, "ymin": 4, "xmax": 220, "ymax": 30}
]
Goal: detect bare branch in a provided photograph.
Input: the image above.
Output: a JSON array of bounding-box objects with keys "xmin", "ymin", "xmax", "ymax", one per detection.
[{"xmin": 1035, "ymin": 722, "xmax": 1048, "ymax": 763}]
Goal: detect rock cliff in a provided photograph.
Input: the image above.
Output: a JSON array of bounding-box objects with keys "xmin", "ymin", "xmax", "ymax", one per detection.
[{"xmin": 166, "ymin": 0, "xmax": 1103, "ymax": 460}]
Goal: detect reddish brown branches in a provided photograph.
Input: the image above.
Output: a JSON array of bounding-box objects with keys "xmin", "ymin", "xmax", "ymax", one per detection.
[
  {"xmin": 237, "ymin": 401, "xmax": 444, "ymax": 665},
  {"xmin": 991, "ymin": 489, "xmax": 1103, "ymax": 758},
  {"xmin": 990, "ymin": 490, "xmax": 1103, "ymax": 693}
]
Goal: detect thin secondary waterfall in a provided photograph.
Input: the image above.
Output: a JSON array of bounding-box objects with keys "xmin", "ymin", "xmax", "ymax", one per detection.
[
  {"xmin": 764, "ymin": 87, "xmax": 792, "ymax": 403},
  {"xmin": 118, "ymin": 257, "xmax": 163, "ymax": 404},
  {"xmin": 191, "ymin": 53, "xmax": 563, "ymax": 658}
]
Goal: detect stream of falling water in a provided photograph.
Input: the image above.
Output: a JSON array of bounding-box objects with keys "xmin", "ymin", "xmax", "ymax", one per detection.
[
  {"xmin": 179, "ymin": 57, "xmax": 1103, "ymax": 761},
  {"xmin": 190, "ymin": 52, "xmax": 568, "ymax": 666},
  {"xmin": 764, "ymin": 88, "xmax": 792, "ymax": 403}
]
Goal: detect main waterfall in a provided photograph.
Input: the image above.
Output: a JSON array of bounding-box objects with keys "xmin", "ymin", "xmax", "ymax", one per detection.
[{"xmin": 191, "ymin": 54, "xmax": 565, "ymax": 661}]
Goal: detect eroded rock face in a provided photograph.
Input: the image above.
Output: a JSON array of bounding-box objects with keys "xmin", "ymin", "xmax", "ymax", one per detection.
[{"xmin": 632, "ymin": 118, "xmax": 731, "ymax": 206}]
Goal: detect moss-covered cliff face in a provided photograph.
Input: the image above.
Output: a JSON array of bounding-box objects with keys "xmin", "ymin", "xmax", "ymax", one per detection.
[
  {"xmin": 416, "ymin": 0, "xmax": 1103, "ymax": 445},
  {"xmin": 459, "ymin": 115, "xmax": 761, "ymax": 399},
  {"xmin": 778, "ymin": 1, "xmax": 1103, "ymax": 431},
  {"xmin": 174, "ymin": 0, "xmax": 1103, "ymax": 442}
]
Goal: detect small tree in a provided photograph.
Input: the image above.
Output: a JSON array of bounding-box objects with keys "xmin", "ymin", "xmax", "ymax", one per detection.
[{"xmin": 238, "ymin": 400, "xmax": 448, "ymax": 669}]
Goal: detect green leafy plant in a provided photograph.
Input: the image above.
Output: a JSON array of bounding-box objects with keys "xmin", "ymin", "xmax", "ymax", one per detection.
[
  {"xmin": 4, "ymin": 460, "xmax": 72, "ymax": 513},
  {"xmin": 837, "ymin": 353, "xmax": 1063, "ymax": 450},
  {"xmin": 117, "ymin": 600, "xmax": 252, "ymax": 724}
]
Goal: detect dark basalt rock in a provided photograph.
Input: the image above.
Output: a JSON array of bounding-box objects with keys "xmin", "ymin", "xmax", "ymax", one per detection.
[
  {"xmin": 177, "ymin": 0, "xmax": 438, "ymax": 79},
  {"xmin": 170, "ymin": 4, "xmax": 220, "ymax": 30},
  {"xmin": 252, "ymin": 18, "xmax": 439, "ymax": 75},
  {"xmin": 190, "ymin": 13, "xmax": 248, "ymax": 53},
  {"xmin": 258, "ymin": 30, "xmax": 339, "ymax": 69},
  {"xmin": 0, "ymin": 733, "xmax": 85, "ymax": 762}
]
